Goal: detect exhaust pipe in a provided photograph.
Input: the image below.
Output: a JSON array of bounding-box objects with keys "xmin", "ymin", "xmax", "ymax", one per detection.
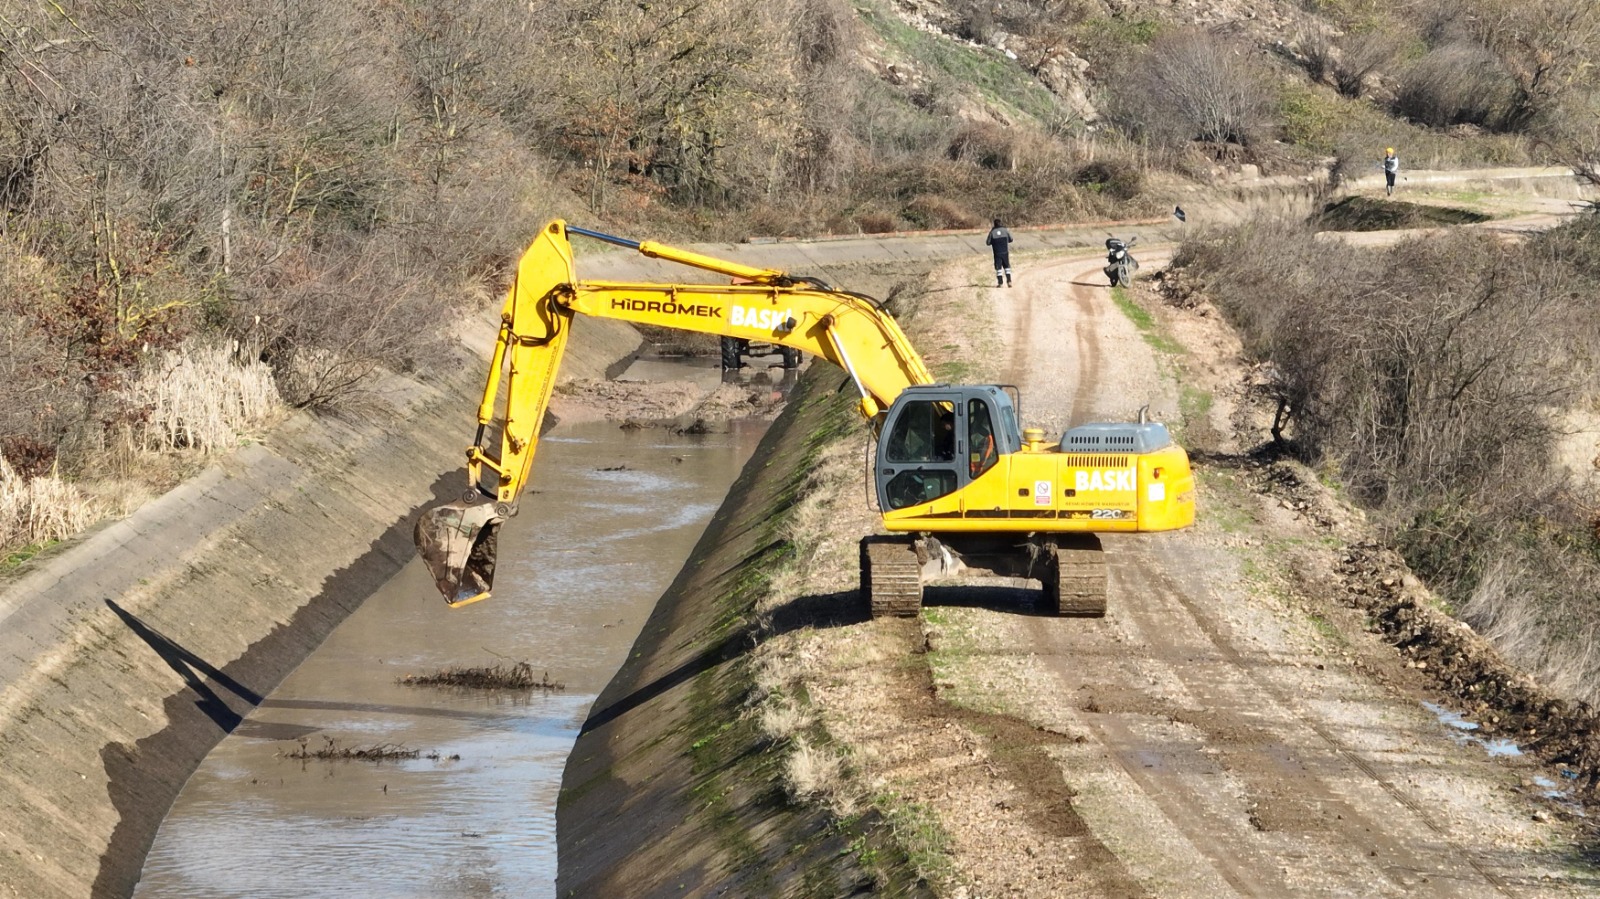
[{"xmin": 414, "ymin": 500, "xmax": 503, "ymax": 607}]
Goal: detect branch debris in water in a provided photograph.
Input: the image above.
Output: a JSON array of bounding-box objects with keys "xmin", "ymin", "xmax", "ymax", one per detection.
[
  {"xmin": 398, "ymin": 661, "xmax": 565, "ymax": 691},
  {"xmin": 280, "ymin": 737, "xmax": 459, "ymax": 762}
]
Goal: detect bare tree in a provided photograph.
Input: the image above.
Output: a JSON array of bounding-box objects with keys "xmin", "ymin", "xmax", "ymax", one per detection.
[
  {"xmin": 1448, "ymin": 0, "xmax": 1600, "ymax": 131},
  {"xmin": 1391, "ymin": 42, "xmax": 1516, "ymax": 129},
  {"xmin": 1103, "ymin": 29, "xmax": 1277, "ymax": 150},
  {"xmin": 1330, "ymin": 29, "xmax": 1406, "ymax": 98}
]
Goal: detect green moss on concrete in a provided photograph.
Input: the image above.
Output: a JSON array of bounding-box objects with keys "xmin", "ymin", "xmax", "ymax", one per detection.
[{"xmin": 557, "ymin": 370, "xmax": 930, "ymax": 896}]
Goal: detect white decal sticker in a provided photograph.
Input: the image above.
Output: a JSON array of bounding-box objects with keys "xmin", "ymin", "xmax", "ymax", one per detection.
[
  {"xmin": 1074, "ymin": 469, "xmax": 1136, "ymax": 493},
  {"xmin": 1033, "ymin": 480, "xmax": 1052, "ymax": 506},
  {"xmin": 729, "ymin": 305, "xmax": 794, "ymax": 332},
  {"xmin": 1147, "ymin": 482, "xmax": 1167, "ymax": 503}
]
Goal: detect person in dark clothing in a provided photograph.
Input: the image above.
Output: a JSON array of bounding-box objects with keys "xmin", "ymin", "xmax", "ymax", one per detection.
[
  {"xmin": 934, "ymin": 408, "xmax": 955, "ymax": 461},
  {"xmin": 985, "ymin": 219, "xmax": 1013, "ymax": 287},
  {"xmin": 1384, "ymin": 148, "xmax": 1399, "ymax": 196}
]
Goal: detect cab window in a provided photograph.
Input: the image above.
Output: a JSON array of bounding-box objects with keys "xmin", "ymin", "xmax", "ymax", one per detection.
[
  {"xmin": 968, "ymin": 398, "xmax": 998, "ymax": 478},
  {"xmin": 884, "ymin": 470, "xmax": 957, "ymax": 510},
  {"xmin": 885, "ymin": 400, "xmax": 955, "ymax": 463}
]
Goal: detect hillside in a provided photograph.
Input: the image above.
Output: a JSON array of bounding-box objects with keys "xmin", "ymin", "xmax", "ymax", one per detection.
[{"xmin": 5, "ymin": 0, "xmax": 1597, "ymax": 566}]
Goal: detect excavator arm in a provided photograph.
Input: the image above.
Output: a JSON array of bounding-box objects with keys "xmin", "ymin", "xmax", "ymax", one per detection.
[{"xmin": 415, "ymin": 220, "xmax": 933, "ymax": 606}]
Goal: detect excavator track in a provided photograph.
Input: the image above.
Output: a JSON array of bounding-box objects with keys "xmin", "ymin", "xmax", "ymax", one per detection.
[
  {"xmin": 1043, "ymin": 535, "xmax": 1107, "ymax": 617},
  {"xmin": 860, "ymin": 536, "xmax": 923, "ymax": 619}
]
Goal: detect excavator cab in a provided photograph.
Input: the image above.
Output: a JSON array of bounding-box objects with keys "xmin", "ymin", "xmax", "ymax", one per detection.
[{"xmin": 876, "ymin": 386, "xmax": 1020, "ymax": 511}]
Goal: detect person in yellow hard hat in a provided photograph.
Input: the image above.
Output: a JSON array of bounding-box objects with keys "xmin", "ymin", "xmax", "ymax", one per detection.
[{"xmin": 1383, "ymin": 147, "xmax": 1399, "ymax": 196}]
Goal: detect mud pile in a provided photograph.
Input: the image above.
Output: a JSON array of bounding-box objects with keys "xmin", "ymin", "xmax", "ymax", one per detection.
[{"xmin": 1266, "ymin": 460, "xmax": 1600, "ymax": 797}]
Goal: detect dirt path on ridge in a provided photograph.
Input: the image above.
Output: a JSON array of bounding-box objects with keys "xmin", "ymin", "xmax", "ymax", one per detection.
[{"xmin": 798, "ymin": 248, "xmax": 1596, "ymax": 897}]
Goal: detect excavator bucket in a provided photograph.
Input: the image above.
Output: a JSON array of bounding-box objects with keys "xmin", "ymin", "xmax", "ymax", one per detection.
[{"xmin": 414, "ymin": 501, "xmax": 502, "ymax": 607}]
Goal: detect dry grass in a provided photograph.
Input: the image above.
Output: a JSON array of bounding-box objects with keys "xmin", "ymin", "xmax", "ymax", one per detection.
[
  {"xmin": 763, "ymin": 439, "xmax": 870, "ymax": 615},
  {"xmin": 750, "ymin": 637, "xmax": 856, "ymax": 815},
  {"xmin": 750, "ymin": 640, "xmax": 816, "ymax": 736},
  {"xmin": 759, "ymin": 694, "xmax": 813, "ymax": 743},
  {"xmin": 0, "ymin": 456, "xmax": 102, "ymax": 553},
  {"xmin": 748, "ymin": 429, "xmax": 880, "ymax": 820},
  {"xmin": 1457, "ymin": 541, "xmax": 1600, "ymax": 704},
  {"xmin": 785, "ymin": 735, "xmax": 846, "ymax": 804},
  {"xmin": 122, "ymin": 340, "xmax": 282, "ymax": 454},
  {"xmin": 3, "ymin": 339, "xmax": 283, "ymax": 559}
]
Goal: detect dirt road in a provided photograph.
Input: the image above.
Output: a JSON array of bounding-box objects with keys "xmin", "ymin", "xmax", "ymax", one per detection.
[{"xmin": 794, "ymin": 249, "xmax": 1593, "ymax": 897}]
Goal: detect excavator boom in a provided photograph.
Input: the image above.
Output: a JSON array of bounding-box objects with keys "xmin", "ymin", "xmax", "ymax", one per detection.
[
  {"xmin": 417, "ymin": 220, "xmax": 1196, "ymax": 613},
  {"xmin": 416, "ymin": 220, "xmax": 932, "ymax": 606}
]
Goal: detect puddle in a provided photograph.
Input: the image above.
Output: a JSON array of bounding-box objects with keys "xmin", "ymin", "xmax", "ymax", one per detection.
[
  {"xmin": 1422, "ymin": 701, "xmax": 1523, "ymax": 759},
  {"xmin": 1424, "ymin": 701, "xmax": 1481, "ymax": 732},
  {"xmin": 1425, "ymin": 703, "xmax": 1593, "ymax": 816},
  {"xmin": 135, "ymin": 410, "xmax": 769, "ymax": 898},
  {"xmin": 1533, "ymin": 775, "xmax": 1567, "ymax": 799},
  {"xmin": 1482, "ymin": 738, "xmax": 1522, "ymax": 758}
]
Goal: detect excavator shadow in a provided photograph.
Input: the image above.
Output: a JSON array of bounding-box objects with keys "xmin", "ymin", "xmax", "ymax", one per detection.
[
  {"xmin": 579, "ymin": 590, "xmax": 861, "ymax": 737},
  {"xmin": 768, "ymin": 589, "xmax": 871, "ymax": 632},
  {"xmin": 105, "ymin": 599, "xmax": 263, "ymax": 732},
  {"xmin": 922, "ymin": 583, "xmax": 1050, "ymax": 615}
]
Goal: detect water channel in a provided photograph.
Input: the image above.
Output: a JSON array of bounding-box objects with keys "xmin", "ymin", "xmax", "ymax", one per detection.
[{"xmin": 135, "ymin": 359, "xmax": 771, "ymax": 898}]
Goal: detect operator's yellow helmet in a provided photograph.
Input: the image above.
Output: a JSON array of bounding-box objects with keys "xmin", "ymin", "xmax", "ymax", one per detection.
[{"xmin": 1386, "ymin": 147, "xmax": 1395, "ymax": 154}]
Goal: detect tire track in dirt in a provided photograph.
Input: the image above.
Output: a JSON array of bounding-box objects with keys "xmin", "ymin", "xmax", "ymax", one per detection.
[
  {"xmin": 1062, "ymin": 268, "xmax": 1106, "ymax": 423},
  {"xmin": 999, "ymin": 253, "xmax": 1531, "ymax": 897},
  {"xmin": 1080, "ymin": 542, "xmax": 1517, "ymax": 896},
  {"xmin": 931, "ymin": 262, "xmax": 1153, "ymax": 897},
  {"xmin": 1020, "ymin": 253, "xmax": 1290, "ymax": 895},
  {"xmin": 1126, "ymin": 527, "xmax": 1523, "ymax": 889}
]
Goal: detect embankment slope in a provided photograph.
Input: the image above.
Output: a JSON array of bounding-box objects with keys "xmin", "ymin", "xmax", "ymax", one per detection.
[
  {"xmin": 556, "ymin": 367, "xmax": 929, "ymax": 896},
  {"xmin": 0, "ymin": 318, "xmax": 641, "ymax": 899}
]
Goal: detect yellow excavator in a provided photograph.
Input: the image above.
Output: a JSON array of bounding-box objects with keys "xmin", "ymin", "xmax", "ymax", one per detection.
[{"xmin": 415, "ymin": 220, "xmax": 1196, "ymax": 616}]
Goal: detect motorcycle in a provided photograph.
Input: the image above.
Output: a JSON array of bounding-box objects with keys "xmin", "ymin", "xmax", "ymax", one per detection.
[{"xmin": 1104, "ymin": 236, "xmax": 1139, "ymax": 287}]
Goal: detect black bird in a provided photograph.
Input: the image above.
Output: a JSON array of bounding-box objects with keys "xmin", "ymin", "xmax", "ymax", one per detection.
[{"xmin": 1174, "ymin": 205, "xmax": 1187, "ymax": 223}]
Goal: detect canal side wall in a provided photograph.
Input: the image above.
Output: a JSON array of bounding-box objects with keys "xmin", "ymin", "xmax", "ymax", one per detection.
[
  {"xmin": 0, "ymin": 318, "xmax": 642, "ymax": 899},
  {"xmin": 557, "ymin": 367, "xmax": 930, "ymax": 896}
]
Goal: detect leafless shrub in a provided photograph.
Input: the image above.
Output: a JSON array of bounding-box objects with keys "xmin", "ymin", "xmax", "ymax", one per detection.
[
  {"xmin": 1537, "ymin": 93, "xmax": 1600, "ymax": 198},
  {"xmin": 238, "ymin": 235, "xmax": 455, "ymax": 410},
  {"xmin": 1442, "ymin": 0, "xmax": 1600, "ymax": 133},
  {"xmin": 1331, "ymin": 29, "xmax": 1407, "ymax": 99},
  {"xmin": 946, "ymin": 123, "xmax": 1016, "ymax": 171},
  {"xmin": 1298, "ymin": 27, "xmax": 1338, "ymax": 86},
  {"xmin": 1325, "ymin": 142, "xmax": 1367, "ymax": 190},
  {"xmin": 1391, "ymin": 43, "xmax": 1516, "ymax": 129},
  {"xmin": 947, "ymin": 0, "xmax": 997, "ymax": 43},
  {"xmin": 1102, "ymin": 29, "xmax": 1277, "ymax": 149},
  {"xmin": 1175, "ymin": 223, "xmax": 1589, "ymax": 511},
  {"xmin": 904, "ymin": 195, "xmax": 981, "ymax": 230},
  {"xmin": 0, "ymin": 246, "xmax": 71, "ymax": 463},
  {"xmin": 853, "ymin": 210, "xmax": 901, "ymax": 234},
  {"xmin": 1072, "ymin": 158, "xmax": 1143, "ymax": 201}
]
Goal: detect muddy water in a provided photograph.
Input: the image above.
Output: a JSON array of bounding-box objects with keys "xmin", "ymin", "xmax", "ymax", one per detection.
[{"xmin": 135, "ymin": 376, "xmax": 768, "ymax": 897}]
